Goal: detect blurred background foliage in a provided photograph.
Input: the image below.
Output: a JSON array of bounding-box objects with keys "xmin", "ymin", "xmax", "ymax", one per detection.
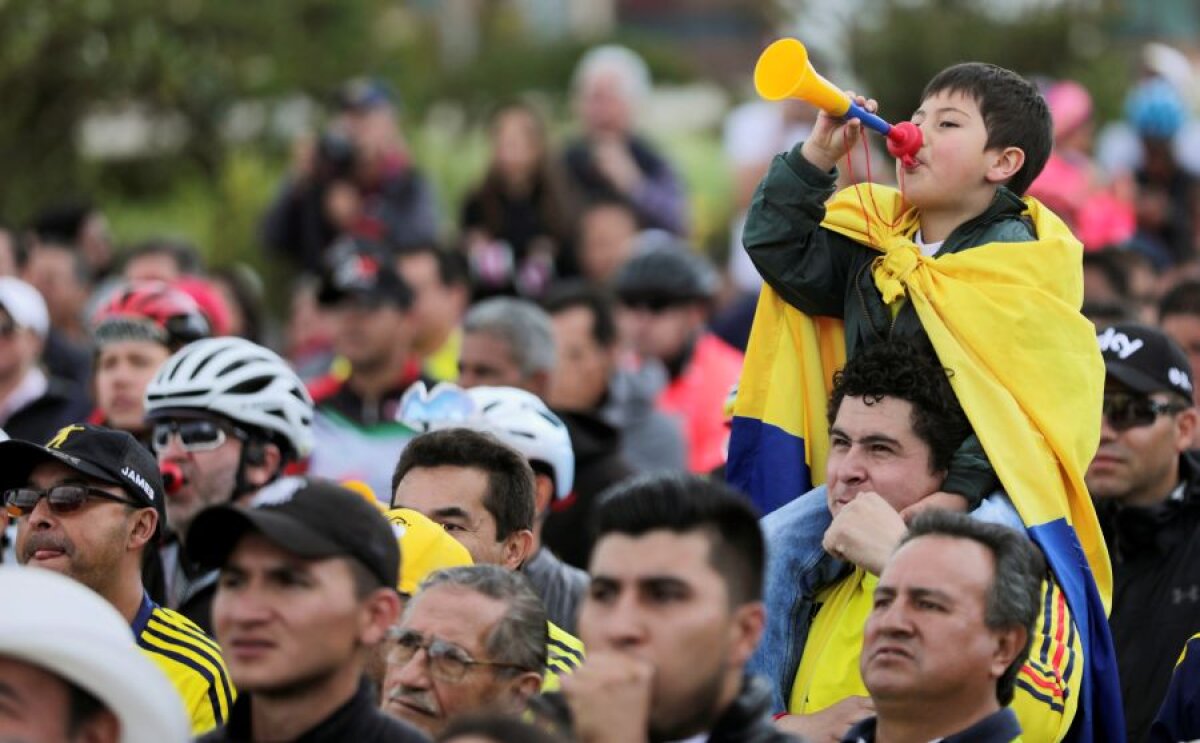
[{"xmin": 0, "ymin": 0, "xmax": 1153, "ymax": 300}]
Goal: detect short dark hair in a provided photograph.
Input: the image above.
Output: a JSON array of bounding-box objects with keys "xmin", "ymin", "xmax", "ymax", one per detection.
[
  {"xmin": 397, "ymin": 243, "xmax": 469, "ymax": 288},
  {"xmin": 542, "ymin": 280, "xmax": 618, "ymax": 347},
  {"xmin": 392, "ymin": 428, "xmax": 536, "ymax": 539},
  {"xmin": 922, "ymin": 63, "xmax": 1051, "ymax": 196},
  {"xmin": 1160, "ymin": 279, "xmax": 1200, "ymax": 321},
  {"xmin": 828, "ymin": 336, "xmax": 971, "ymax": 474},
  {"xmin": 900, "ymin": 511, "xmax": 1046, "ymax": 706},
  {"xmin": 590, "ymin": 473, "xmax": 764, "ymax": 606}
]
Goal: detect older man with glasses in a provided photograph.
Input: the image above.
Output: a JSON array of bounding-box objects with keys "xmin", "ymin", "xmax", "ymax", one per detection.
[
  {"xmin": 381, "ymin": 565, "xmax": 546, "ymax": 737},
  {"xmin": 1088, "ymin": 323, "xmax": 1200, "ymax": 742}
]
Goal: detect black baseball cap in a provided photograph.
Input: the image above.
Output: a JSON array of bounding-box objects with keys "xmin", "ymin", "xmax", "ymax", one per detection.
[
  {"xmin": 0, "ymin": 423, "xmax": 165, "ymax": 520},
  {"xmin": 317, "ymin": 237, "xmax": 413, "ymax": 309},
  {"xmin": 1097, "ymin": 323, "xmax": 1195, "ymax": 400},
  {"xmin": 186, "ymin": 476, "xmax": 400, "ymax": 590}
]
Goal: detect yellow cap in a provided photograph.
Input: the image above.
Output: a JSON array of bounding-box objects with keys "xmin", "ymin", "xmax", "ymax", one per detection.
[{"xmin": 385, "ymin": 508, "xmax": 473, "ymax": 594}]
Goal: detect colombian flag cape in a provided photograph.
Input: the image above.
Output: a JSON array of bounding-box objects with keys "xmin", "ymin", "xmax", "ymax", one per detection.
[{"xmin": 728, "ymin": 185, "xmax": 1122, "ymax": 742}]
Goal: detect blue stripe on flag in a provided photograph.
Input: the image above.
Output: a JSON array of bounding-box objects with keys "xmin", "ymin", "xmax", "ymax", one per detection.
[
  {"xmin": 727, "ymin": 416, "xmax": 812, "ymax": 516},
  {"xmin": 1028, "ymin": 519, "xmax": 1125, "ymax": 743}
]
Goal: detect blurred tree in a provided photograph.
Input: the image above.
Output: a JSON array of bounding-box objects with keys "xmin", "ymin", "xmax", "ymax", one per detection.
[
  {"xmin": 0, "ymin": 0, "xmax": 386, "ymax": 222},
  {"xmin": 848, "ymin": 0, "xmax": 1130, "ymax": 125}
]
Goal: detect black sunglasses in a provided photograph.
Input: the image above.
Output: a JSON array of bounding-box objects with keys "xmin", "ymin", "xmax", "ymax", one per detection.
[
  {"xmin": 1102, "ymin": 393, "xmax": 1188, "ymax": 432},
  {"xmin": 5, "ymin": 485, "xmax": 137, "ymax": 518}
]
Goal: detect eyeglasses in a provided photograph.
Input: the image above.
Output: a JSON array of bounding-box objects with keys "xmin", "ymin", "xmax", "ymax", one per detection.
[
  {"xmin": 1102, "ymin": 393, "xmax": 1188, "ymax": 432},
  {"xmin": 151, "ymin": 419, "xmax": 247, "ymax": 454},
  {"xmin": 386, "ymin": 628, "xmax": 531, "ymax": 682},
  {"xmin": 5, "ymin": 485, "xmax": 137, "ymax": 518}
]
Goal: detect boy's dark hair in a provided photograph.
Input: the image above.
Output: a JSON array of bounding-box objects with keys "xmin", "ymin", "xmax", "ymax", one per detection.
[
  {"xmin": 590, "ymin": 473, "xmax": 765, "ymax": 606},
  {"xmin": 1160, "ymin": 279, "xmax": 1200, "ymax": 321},
  {"xmin": 922, "ymin": 63, "xmax": 1051, "ymax": 196},
  {"xmin": 829, "ymin": 336, "xmax": 971, "ymax": 474},
  {"xmin": 542, "ymin": 280, "xmax": 619, "ymax": 347},
  {"xmin": 901, "ymin": 511, "xmax": 1046, "ymax": 706},
  {"xmin": 391, "ymin": 428, "xmax": 536, "ymax": 539}
]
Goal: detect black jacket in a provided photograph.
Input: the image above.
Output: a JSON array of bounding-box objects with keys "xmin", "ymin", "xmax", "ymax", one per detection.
[
  {"xmin": 542, "ymin": 410, "xmax": 634, "ymax": 569},
  {"xmin": 198, "ymin": 677, "xmax": 428, "ymax": 743},
  {"xmin": 533, "ymin": 675, "xmax": 801, "ymax": 743},
  {"xmin": 3, "ymin": 375, "xmax": 91, "ymax": 444},
  {"xmin": 1101, "ymin": 452, "xmax": 1200, "ymax": 743}
]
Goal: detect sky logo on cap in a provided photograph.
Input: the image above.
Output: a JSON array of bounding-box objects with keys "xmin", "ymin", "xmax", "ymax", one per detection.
[{"xmin": 1097, "ymin": 326, "xmax": 1144, "ymax": 360}]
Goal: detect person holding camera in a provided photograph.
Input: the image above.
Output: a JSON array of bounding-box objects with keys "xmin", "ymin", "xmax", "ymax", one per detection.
[{"xmin": 261, "ymin": 77, "xmax": 440, "ymax": 273}]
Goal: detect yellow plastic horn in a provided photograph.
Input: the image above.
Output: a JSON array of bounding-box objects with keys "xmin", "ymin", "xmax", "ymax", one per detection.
[{"xmin": 754, "ymin": 38, "xmax": 851, "ymax": 117}]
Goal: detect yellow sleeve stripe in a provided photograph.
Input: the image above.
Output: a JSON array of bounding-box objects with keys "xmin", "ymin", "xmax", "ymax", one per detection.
[
  {"xmin": 150, "ymin": 609, "xmax": 223, "ymax": 655},
  {"xmin": 140, "ymin": 615, "xmax": 234, "ymax": 722}
]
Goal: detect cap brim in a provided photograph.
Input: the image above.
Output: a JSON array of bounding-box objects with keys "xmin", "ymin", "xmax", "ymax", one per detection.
[
  {"xmin": 186, "ymin": 505, "xmax": 347, "ymax": 570},
  {"xmin": 0, "ymin": 440, "xmax": 123, "ymax": 493},
  {"xmin": 1105, "ymin": 360, "xmax": 1166, "ymax": 396}
]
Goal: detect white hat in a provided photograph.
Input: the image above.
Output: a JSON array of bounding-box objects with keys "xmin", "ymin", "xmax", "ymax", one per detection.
[
  {"xmin": 0, "ymin": 277, "xmax": 48, "ymax": 337},
  {"xmin": 0, "ymin": 566, "xmax": 189, "ymax": 743}
]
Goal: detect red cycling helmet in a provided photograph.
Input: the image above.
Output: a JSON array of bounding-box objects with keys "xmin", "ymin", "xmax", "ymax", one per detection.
[{"xmin": 92, "ymin": 281, "xmax": 212, "ymax": 350}]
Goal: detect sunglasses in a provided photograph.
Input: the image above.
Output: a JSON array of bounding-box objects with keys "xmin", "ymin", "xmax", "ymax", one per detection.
[
  {"xmin": 151, "ymin": 419, "xmax": 247, "ymax": 454},
  {"xmin": 1102, "ymin": 393, "xmax": 1188, "ymax": 432},
  {"xmin": 386, "ymin": 628, "xmax": 531, "ymax": 682},
  {"xmin": 5, "ymin": 485, "xmax": 137, "ymax": 518}
]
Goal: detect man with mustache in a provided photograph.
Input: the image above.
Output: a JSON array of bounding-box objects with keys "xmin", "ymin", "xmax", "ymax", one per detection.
[
  {"xmin": 381, "ymin": 565, "xmax": 546, "ymax": 736},
  {"xmin": 1088, "ymin": 323, "xmax": 1200, "ymax": 742},
  {"xmin": 186, "ymin": 476, "xmax": 428, "ymax": 742},
  {"xmin": 844, "ymin": 511, "xmax": 1044, "ymax": 742},
  {"xmin": 0, "ymin": 423, "xmax": 233, "ymax": 736}
]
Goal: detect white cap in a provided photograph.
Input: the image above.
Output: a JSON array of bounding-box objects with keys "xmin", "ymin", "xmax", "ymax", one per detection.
[
  {"xmin": 0, "ymin": 566, "xmax": 190, "ymax": 743},
  {"xmin": 0, "ymin": 277, "xmax": 49, "ymax": 337}
]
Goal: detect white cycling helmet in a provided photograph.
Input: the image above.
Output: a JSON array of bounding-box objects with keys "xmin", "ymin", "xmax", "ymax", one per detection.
[
  {"xmin": 397, "ymin": 382, "xmax": 574, "ymax": 500},
  {"xmin": 145, "ymin": 337, "xmax": 314, "ymax": 458}
]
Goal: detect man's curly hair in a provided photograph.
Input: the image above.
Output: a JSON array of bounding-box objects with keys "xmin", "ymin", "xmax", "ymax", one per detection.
[{"xmin": 828, "ymin": 336, "xmax": 973, "ymax": 474}]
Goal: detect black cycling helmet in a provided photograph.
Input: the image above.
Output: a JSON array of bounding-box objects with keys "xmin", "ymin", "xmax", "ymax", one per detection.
[{"xmin": 612, "ymin": 238, "xmax": 719, "ymax": 307}]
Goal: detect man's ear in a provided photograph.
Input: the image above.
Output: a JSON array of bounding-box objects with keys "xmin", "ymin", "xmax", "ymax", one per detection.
[
  {"xmin": 508, "ymin": 670, "xmax": 545, "ymax": 707},
  {"xmin": 989, "ymin": 624, "xmax": 1028, "ymax": 681},
  {"xmin": 727, "ymin": 601, "xmax": 766, "ymax": 669},
  {"xmin": 127, "ymin": 508, "xmax": 158, "ymax": 552},
  {"xmin": 360, "ymin": 586, "xmax": 402, "ymax": 645},
  {"xmin": 502, "ymin": 529, "xmax": 536, "ymax": 570},
  {"xmin": 985, "ymin": 146, "xmax": 1025, "ymax": 186},
  {"xmin": 1174, "ymin": 406, "xmax": 1198, "ymax": 452},
  {"xmin": 243, "ymin": 442, "xmax": 284, "ymax": 487}
]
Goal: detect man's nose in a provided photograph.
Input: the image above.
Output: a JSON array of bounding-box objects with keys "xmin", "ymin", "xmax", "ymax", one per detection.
[
  {"xmin": 831, "ymin": 447, "xmax": 867, "ymax": 485},
  {"xmin": 391, "ymin": 647, "xmax": 433, "ymax": 690}
]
